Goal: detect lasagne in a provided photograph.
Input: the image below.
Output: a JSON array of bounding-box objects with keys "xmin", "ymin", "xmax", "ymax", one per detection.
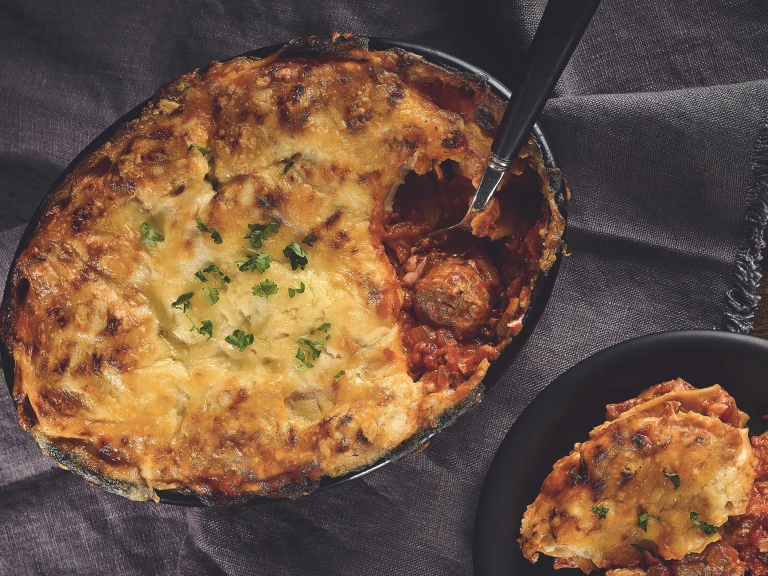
[
  {"xmin": 520, "ymin": 379, "xmax": 758, "ymax": 574},
  {"xmin": 0, "ymin": 34, "xmax": 564, "ymax": 503}
]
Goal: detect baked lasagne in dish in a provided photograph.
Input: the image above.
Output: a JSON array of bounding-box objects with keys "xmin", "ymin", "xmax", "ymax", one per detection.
[
  {"xmin": 520, "ymin": 379, "xmax": 768, "ymax": 575},
  {"xmin": 0, "ymin": 34, "xmax": 564, "ymax": 503}
]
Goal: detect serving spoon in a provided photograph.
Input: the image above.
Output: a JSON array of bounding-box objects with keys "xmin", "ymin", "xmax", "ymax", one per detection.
[{"xmin": 420, "ymin": 0, "xmax": 602, "ymax": 250}]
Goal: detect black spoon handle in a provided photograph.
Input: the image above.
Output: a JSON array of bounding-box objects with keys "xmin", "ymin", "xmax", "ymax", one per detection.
[{"xmin": 491, "ymin": 0, "xmax": 601, "ymax": 165}]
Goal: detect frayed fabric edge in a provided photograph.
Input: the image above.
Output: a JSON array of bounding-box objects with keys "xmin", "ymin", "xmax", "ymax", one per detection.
[{"xmin": 723, "ymin": 117, "xmax": 768, "ymax": 334}]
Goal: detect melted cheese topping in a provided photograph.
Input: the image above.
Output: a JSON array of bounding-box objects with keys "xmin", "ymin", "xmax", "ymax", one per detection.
[{"xmin": 1, "ymin": 35, "xmax": 562, "ymax": 502}]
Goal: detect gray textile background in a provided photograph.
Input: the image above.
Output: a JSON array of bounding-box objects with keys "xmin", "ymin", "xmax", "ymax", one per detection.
[{"xmin": 1, "ymin": 1, "xmax": 768, "ymax": 574}]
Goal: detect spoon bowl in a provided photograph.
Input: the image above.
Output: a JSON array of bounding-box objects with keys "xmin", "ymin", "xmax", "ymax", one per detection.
[{"xmin": 420, "ymin": 0, "xmax": 600, "ymax": 254}]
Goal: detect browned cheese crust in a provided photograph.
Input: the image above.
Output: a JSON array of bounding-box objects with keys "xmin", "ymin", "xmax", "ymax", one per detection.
[
  {"xmin": 519, "ymin": 380, "xmax": 756, "ymax": 573},
  {"xmin": 0, "ymin": 34, "xmax": 564, "ymax": 502}
]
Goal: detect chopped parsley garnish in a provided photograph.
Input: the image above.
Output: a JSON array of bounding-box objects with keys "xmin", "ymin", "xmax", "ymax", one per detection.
[
  {"xmin": 664, "ymin": 470, "xmax": 681, "ymax": 489},
  {"xmin": 188, "ymin": 143, "xmax": 211, "ymax": 156},
  {"xmin": 334, "ymin": 370, "xmax": 346, "ymax": 379},
  {"xmin": 140, "ymin": 222, "xmax": 164, "ymax": 247},
  {"xmin": 202, "ymin": 287, "xmax": 219, "ymax": 305},
  {"xmin": 568, "ymin": 469, "xmax": 585, "ymax": 482},
  {"xmin": 281, "ymin": 160, "xmax": 294, "ymax": 175},
  {"xmin": 200, "ymin": 264, "xmax": 230, "ymax": 285},
  {"xmin": 195, "ymin": 218, "xmax": 222, "ymax": 244},
  {"xmin": 225, "ymin": 329, "xmax": 254, "ymax": 352},
  {"xmin": 657, "ymin": 517, "xmax": 663, "ymax": 523},
  {"xmin": 592, "ymin": 505, "xmax": 609, "ymax": 519},
  {"xmin": 244, "ymin": 219, "xmax": 281, "ymax": 249},
  {"xmin": 690, "ymin": 512, "xmax": 717, "ymax": 535},
  {"xmin": 638, "ymin": 512, "xmax": 649, "ymax": 532},
  {"xmin": 171, "ymin": 292, "xmax": 195, "ymax": 313},
  {"xmin": 296, "ymin": 348, "xmax": 314, "ymax": 368},
  {"xmin": 316, "ymin": 322, "xmax": 331, "ymax": 332},
  {"xmin": 283, "ymin": 242, "xmax": 308, "ymax": 270},
  {"xmin": 238, "ymin": 249, "xmax": 271, "ymax": 273},
  {"xmin": 197, "ymin": 320, "xmax": 213, "ymax": 339},
  {"xmin": 298, "ymin": 337, "xmax": 325, "ymax": 360},
  {"xmin": 301, "ymin": 235, "xmax": 314, "ymax": 246},
  {"xmin": 288, "ymin": 282, "xmax": 306, "ymax": 298},
  {"xmin": 253, "ymin": 279, "xmax": 278, "ymax": 299}
]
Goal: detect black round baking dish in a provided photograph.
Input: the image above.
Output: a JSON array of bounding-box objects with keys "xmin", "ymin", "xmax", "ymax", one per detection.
[{"xmin": 0, "ymin": 36, "xmax": 567, "ymax": 506}]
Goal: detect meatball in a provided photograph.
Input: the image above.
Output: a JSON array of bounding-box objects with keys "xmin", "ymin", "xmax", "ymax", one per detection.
[{"xmin": 413, "ymin": 258, "xmax": 496, "ymax": 339}]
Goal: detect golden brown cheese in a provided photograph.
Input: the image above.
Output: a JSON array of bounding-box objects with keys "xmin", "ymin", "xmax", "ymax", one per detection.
[
  {"xmin": 520, "ymin": 383, "xmax": 756, "ymax": 572},
  {"xmin": 0, "ymin": 34, "xmax": 563, "ymax": 502}
]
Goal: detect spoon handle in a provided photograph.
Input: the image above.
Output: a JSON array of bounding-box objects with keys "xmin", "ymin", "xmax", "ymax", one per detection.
[
  {"xmin": 470, "ymin": 0, "xmax": 601, "ymax": 211},
  {"xmin": 493, "ymin": 0, "xmax": 601, "ymax": 164}
]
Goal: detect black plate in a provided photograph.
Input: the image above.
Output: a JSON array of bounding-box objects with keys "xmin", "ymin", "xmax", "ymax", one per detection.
[
  {"xmin": 473, "ymin": 329, "xmax": 768, "ymax": 575},
  {"xmin": 1, "ymin": 37, "xmax": 566, "ymax": 506}
]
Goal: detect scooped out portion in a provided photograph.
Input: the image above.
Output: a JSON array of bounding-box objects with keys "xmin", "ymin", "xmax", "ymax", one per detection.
[
  {"xmin": 519, "ymin": 379, "xmax": 756, "ymax": 574},
  {"xmin": 383, "ymin": 157, "xmax": 560, "ymax": 394}
]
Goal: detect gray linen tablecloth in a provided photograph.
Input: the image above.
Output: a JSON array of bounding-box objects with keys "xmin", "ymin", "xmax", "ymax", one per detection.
[{"xmin": 1, "ymin": 1, "xmax": 767, "ymax": 574}]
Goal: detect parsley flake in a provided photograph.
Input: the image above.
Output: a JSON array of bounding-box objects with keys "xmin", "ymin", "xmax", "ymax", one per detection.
[
  {"xmin": 664, "ymin": 470, "xmax": 681, "ymax": 489},
  {"xmin": 202, "ymin": 287, "xmax": 219, "ymax": 305},
  {"xmin": 301, "ymin": 235, "xmax": 315, "ymax": 246},
  {"xmin": 140, "ymin": 222, "xmax": 164, "ymax": 247},
  {"xmin": 638, "ymin": 512, "xmax": 649, "ymax": 532},
  {"xmin": 197, "ymin": 320, "xmax": 213, "ymax": 339},
  {"xmin": 568, "ymin": 468, "xmax": 585, "ymax": 482},
  {"xmin": 196, "ymin": 218, "xmax": 223, "ymax": 244},
  {"xmin": 188, "ymin": 143, "xmax": 211, "ymax": 156},
  {"xmin": 244, "ymin": 219, "xmax": 281, "ymax": 249},
  {"xmin": 283, "ymin": 242, "xmax": 308, "ymax": 270},
  {"xmin": 690, "ymin": 512, "xmax": 717, "ymax": 535},
  {"xmin": 316, "ymin": 322, "xmax": 331, "ymax": 332},
  {"xmin": 198, "ymin": 264, "xmax": 230, "ymax": 285},
  {"xmin": 288, "ymin": 282, "xmax": 306, "ymax": 298},
  {"xmin": 592, "ymin": 505, "xmax": 609, "ymax": 520},
  {"xmin": 238, "ymin": 249, "xmax": 271, "ymax": 273},
  {"xmin": 225, "ymin": 329, "xmax": 254, "ymax": 352},
  {"xmin": 333, "ymin": 370, "xmax": 346, "ymax": 379},
  {"xmin": 281, "ymin": 160, "xmax": 294, "ymax": 175},
  {"xmin": 171, "ymin": 292, "xmax": 195, "ymax": 313},
  {"xmin": 253, "ymin": 279, "xmax": 278, "ymax": 299},
  {"xmin": 298, "ymin": 337, "xmax": 325, "ymax": 360},
  {"xmin": 296, "ymin": 348, "xmax": 314, "ymax": 368}
]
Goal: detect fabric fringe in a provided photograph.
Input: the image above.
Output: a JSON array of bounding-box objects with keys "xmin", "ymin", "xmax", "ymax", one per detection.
[{"xmin": 724, "ymin": 118, "xmax": 768, "ymax": 333}]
